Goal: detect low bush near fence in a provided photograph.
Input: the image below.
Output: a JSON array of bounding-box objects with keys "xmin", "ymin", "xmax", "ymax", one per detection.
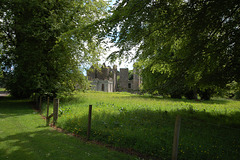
[{"xmin": 41, "ymin": 91, "xmax": 240, "ymax": 159}]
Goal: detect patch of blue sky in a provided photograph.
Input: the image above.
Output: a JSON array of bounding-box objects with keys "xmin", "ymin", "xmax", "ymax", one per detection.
[
  {"xmin": 101, "ymin": 0, "xmax": 134, "ymax": 70},
  {"xmin": 82, "ymin": 0, "xmax": 134, "ymax": 75}
]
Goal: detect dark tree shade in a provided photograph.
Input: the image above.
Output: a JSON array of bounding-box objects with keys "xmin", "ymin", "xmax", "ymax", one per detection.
[
  {"xmin": 0, "ymin": 0, "xmax": 108, "ymax": 98},
  {"xmin": 103, "ymin": 0, "xmax": 240, "ymax": 98}
]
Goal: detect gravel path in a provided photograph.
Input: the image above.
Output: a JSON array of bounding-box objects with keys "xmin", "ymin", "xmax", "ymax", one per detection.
[{"xmin": 0, "ymin": 91, "xmax": 9, "ymax": 97}]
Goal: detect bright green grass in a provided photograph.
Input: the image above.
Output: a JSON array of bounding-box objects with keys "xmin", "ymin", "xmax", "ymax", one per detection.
[
  {"xmin": 0, "ymin": 96, "xmax": 136, "ymax": 160},
  {"xmin": 42, "ymin": 91, "xmax": 240, "ymax": 159},
  {"xmin": 0, "ymin": 88, "xmax": 6, "ymax": 91}
]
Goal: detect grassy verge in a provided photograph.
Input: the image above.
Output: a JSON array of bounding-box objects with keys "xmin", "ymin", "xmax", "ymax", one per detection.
[
  {"xmin": 0, "ymin": 88, "xmax": 6, "ymax": 91},
  {"xmin": 0, "ymin": 96, "xmax": 136, "ymax": 160},
  {"xmin": 42, "ymin": 91, "xmax": 240, "ymax": 159}
]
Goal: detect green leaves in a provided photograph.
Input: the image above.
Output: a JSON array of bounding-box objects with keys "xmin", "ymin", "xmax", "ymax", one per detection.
[
  {"xmin": 103, "ymin": 0, "xmax": 240, "ymax": 99},
  {"xmin": 0, "ymin": 0, "xmax": 109, "ymax": 98}
]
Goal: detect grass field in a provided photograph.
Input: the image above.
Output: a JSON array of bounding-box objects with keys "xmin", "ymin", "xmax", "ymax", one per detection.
[
  {"xmin": 0, "ymin": 96, "xmax": 136, "ymax": 160},
  {"xmin": 0, "ymin": 88, "xmax": 6, "ymax": 91},
  {"xmin": 42, "ymin": 91, "xmax": 240, "ymax": 159}
]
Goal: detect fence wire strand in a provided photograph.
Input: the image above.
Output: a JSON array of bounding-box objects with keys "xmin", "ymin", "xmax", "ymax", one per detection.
[{"xmin": 178, "ymin": 117, "xmax": 240, "ymax": 159}]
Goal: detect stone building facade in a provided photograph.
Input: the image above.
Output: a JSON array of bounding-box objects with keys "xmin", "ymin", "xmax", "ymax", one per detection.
[{"xmin": 87, "ymin": 63, "xmax": 141, "ymax": 92}]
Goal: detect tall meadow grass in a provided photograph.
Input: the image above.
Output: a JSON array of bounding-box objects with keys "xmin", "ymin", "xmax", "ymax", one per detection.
[{"xmin": 42, "ymin": 91, "xmax": 240, "ymax": 159}]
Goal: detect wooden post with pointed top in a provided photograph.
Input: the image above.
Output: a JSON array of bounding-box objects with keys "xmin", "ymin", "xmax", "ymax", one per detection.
[
  {"xmin": 39, "ymin": 96, "xmax": 42, "ymax": 112},
  {"xmin": 87, "ymin": 105, "xmax": 92, "ymax": 140},
  {"xmin": 172, "ymin": 115, "xmax": 181, "ymax": 160},
  {"xmin": 46, "ymin": 97, "xmax": 50, "ymax": 126},
  {"xmin": 53, "ymin": 98, "xmax": 59, "ymax": 126},
  {"xmin": 35, "ymin": 94, "xmax": 39, "ymax": 109}
]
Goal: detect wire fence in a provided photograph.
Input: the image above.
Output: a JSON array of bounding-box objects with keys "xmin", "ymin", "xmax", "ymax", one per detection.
[
  {"xmin": 36, "ymin": 95, "xmax": 240, "ymax": 160},
  {"xmin": 178, "ymin": 117, "xmax": 240, "ymax": 160}
]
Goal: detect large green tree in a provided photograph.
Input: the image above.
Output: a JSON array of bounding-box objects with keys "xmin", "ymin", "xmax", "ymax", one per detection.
[
  {"xmin": 0, "ymin": 0, "xmax": 108, "ymax": 98},
  {"xmin": 104, "ymin": 0, "xmax": 240, "ymax": 99}
]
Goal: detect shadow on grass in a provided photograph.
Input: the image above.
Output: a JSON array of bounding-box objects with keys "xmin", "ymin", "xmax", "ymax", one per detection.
[
  {"xmin": 118, "ymin": 94, "xmax": 230, "ymax": 104},
  {"xmin": 0, "ymin": 96, "xmax": 135, "ymax": 160},
  {"xmin": 68, "ymin": 106, "xmax": 240, "ymax": 134},
  {"xmin": 59, "ymin": 107, "xmax": 240, "ymax": 159},
  {"xmin": 0, "ymin": 97, "xmax": 35, "ymax": 119},
  {"xmin": 0, "ymin": 129, "xmax": 135, "ymax": 160}
]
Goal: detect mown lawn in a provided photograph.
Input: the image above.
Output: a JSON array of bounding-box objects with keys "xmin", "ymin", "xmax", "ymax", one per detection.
[
  {"xmin": 0, "ymin": 96, "xmax": 136, "ymax": 160},
  {"xmin": 42, "ymin": 91, "xmax": 240, "ymax": 159},
  {"xmin": 0, "ymin": 88, "xmax": 6, "ymax": 91}
]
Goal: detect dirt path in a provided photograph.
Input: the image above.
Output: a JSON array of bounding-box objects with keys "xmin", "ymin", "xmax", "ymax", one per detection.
[{"xmin": 0, "ymin": 91, "xmax": 9, "ymax": 97}]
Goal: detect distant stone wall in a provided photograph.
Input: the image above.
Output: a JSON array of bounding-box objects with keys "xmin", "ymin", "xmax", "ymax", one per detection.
[
  {"xmin": 113, "ymin": 65, "xmax": 117, "ymax": 92},
  {"xmin": 119, "ymin": 68, "xmax": 128, "ymax": 92},
  {"xmin": 91, "ymin": 79, "xmax": 113, "ymax": 92},
  {"xmin": 133, "ymin": 68, "xmax": 141, "ymax": 91},
  {"xmin": 87, "ymin": 64, "xmax": 141, "ymax": 93},
  {"xmin": 87, "ymin": 66, "xmax": 96, "ymax": 80}
]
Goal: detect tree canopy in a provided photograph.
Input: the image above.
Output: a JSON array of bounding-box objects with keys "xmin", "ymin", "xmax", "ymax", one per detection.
[
  {"xmin": 0, "ymin": 0, "xmax": 108, "ymax": 98},
  {"xmin": 104, "ymin": 0, "xmax": 240, "ymax": 99}
]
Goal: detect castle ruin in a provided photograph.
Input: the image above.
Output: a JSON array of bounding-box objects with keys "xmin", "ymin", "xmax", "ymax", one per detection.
[{"xmin": 87, "ymin": 63, "xmax": 141, "ymax": 92}]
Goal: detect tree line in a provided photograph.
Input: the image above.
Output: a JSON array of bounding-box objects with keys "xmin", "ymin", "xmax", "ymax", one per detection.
[
  {"xmin": 1, "ymin": 0, "xmax": 239, "ymax": 99},
  {"xmin": 0, "ymin": 0, "xmax": 108, "ymax": 98},
  {"xmin": 104, "ymin": 0, "xmax": 240, "ymax": 100}
]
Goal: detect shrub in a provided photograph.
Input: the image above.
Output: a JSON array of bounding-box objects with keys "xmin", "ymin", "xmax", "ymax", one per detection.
[
  {"xmin": 234, "ymin": 91, "xmax": 240, "ymax": 100},
  {"xmin": 184, "ymin": 90, "xmax": 197, "ymax": 100},
  {"xmin": 199, "ymin": 89, "xmax": 214, "ymax": 100}
]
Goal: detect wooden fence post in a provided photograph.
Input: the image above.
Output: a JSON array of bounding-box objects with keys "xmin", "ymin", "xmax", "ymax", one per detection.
[
  {"xmin": 39, "ymin": 96, "xmax": 42, "ymax": 111},
  {"xmin": 172, "ymin": 115, "xmax": 181, "ymax": 160},
  {"xmin": 87, "ymin": 105, "xmax": 92, "ymax": 140},
  {"xmin": 53, "ymin": 98, "xmax": 59, "ymax": 126},
  {"xmin": 35, "ymin": 95, "xmax": 39, "ymax": 109},
  {"xmin": 46, "ymin": 97, "xmax": 50, "ymax": 126}
]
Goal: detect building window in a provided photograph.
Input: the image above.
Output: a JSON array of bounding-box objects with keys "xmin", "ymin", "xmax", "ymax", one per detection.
[
  {"xmin": 102, "ymin": 84, "xmax": 104, "ymax": 91},
  {"xmin": 128, "ymin": 83, "xmax": 131, "ymax": 89}
]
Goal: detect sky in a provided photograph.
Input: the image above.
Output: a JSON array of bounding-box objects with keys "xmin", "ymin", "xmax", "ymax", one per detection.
[
  {"xmin": 100, "ymin": 0, "xmax": 134, "ymax": 70},
  {"xmin": 100, "ymin": 40, "xmax": 135, "ymax": 70}
]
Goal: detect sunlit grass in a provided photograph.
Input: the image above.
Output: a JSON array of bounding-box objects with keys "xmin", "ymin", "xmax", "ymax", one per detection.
[
  {"xmin": 0, "ymin": 88, "xmax": 6, "ymax": 91},
  {"xmin": 42, "ymin": 91, "xmax": 240, "ymax": 159},
  {"xmin": 0, "ymin": 96, "xmax": 136, "ymax": 160}
]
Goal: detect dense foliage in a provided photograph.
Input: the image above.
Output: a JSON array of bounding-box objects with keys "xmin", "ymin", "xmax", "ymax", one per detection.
[
  {"xmin": 104, "ymin": 0, "xmax": 240, "ymax": 99},
  {"xmin": 0, "ymin": 0, "xmax": 108, "ymax": 98}
]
